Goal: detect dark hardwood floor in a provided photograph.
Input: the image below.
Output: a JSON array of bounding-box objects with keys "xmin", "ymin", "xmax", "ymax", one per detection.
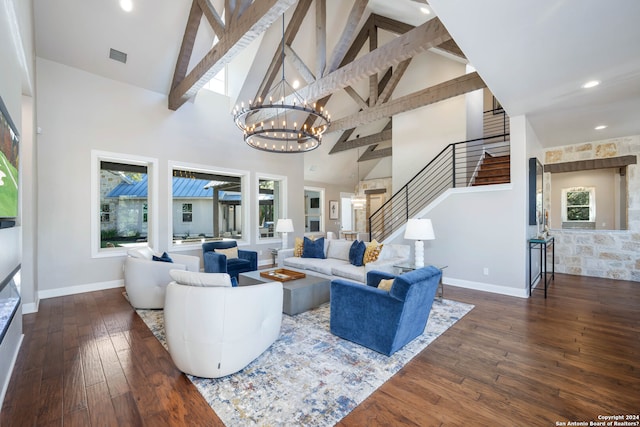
[{"xmin": 2, "ymin": 273, "xmax": 639, "ymax": 426}]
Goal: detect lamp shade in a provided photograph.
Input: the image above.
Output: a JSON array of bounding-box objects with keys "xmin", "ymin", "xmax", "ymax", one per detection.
[
  {"xmin": 404, "ymin": 218, "xmax": 435, "ymax": 241},
  {"xmin": 275, "ymin": 219, "xmax": 294, "ymax": 233}
]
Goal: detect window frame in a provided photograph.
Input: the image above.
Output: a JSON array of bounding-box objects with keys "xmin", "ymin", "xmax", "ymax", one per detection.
[
  {"xmin": 169, "ymin": 161, "xmax": 249, "ymax": 250},
  {"xmin": 256, "ymin": 173, "xmax": 288, "ymax": 243},
  {"xmin": 91, "ymin": 150, "xmax": 158, "ymax": 258},
  {"xmin": 304, "ymin": 186, "xmax": 325, "ymax": 235},
  {"xmin": 561, "ymin": 187, "xmax": 596, "ymax": 222}
]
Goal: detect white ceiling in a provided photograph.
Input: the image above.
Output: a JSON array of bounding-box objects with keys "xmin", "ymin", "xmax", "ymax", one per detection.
[
  {"xmin": 429, "ymin": 0, "xmax": 640, "ymax": 147},
  {"xmin": 33, "ymin": 0, "xmax": 640, "ymax": 185}
]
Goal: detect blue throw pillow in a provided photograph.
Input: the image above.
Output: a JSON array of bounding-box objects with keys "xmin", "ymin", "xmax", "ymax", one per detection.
[
  {"xmin": 349, "ymin": 240, "xmax": 366, "ymax": 266},
  {"xmin": 152, "ymin": 252, "xmax": 173, "ymax": 263},
  {"xmin": 302, "ymin": 237, "xmax": 325, "ymax": 259}
]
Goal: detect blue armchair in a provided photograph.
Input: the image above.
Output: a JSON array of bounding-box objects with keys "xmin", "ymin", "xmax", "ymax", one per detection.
[
  {"xmin": 330, "ymin": 266, "xmax": 442, "ymax": 356},
  {"xmin": 202, "ymin": 241, "xmax": 258, "ymax": 279}
]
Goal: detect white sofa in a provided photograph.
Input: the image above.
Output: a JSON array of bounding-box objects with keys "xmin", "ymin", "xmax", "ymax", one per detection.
[
  {"xmin": 123, "ymin": 246, "xmax": 200, "ymax": 309},
  {"xmin": 277, "ymin": 239, "xmax": 410, "ymax": 284},
  {"xmin": 164, "ymin": 270, "xmax": 283, "ymax": 378}
]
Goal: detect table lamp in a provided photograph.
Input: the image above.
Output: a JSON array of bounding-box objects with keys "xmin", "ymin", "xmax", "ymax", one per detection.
[
  {"xmin": 275, "ymin": 219, "xmax": 294, "ymax": 249},
  {"xmin": 404, "ymin": 218, "xmax": 435, "ymax": 268}
]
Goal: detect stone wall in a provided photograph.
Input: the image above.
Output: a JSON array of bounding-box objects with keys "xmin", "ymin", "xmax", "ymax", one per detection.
[{"xmin": 544, "ymin": 135, "xmax": 640, "ymax": 281}]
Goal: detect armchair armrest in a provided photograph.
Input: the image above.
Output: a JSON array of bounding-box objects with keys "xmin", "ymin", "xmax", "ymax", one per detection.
[
  {"xmin": 238, "ymin": 249, "xmax": 258, "ymax": 270},
  {"xmin": 277, "ymin": 248, "xmax": 294, "ymax": 266},
  {"xmin": 169, "ymin": 253, "xmax": 200, "ymax": 272},
  {"xmin": 203, "ymin": 251, "xmax": 227, "ymax": 273}
]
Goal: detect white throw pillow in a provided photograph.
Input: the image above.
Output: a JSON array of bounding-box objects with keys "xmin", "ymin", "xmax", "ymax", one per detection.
[
  {"xmin": 214, "ymin": 246, "xmax": 239, "ymax": 259},
  {"xmin": 326, "ymin": 239, "xmax": 352, "ymax": 261},
  {"xmin": 169, "ymin": 270, "xmax": 232, "ymax": 287}
]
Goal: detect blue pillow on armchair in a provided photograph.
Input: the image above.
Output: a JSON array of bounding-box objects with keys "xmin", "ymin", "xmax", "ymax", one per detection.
[{"xmin": 302, "ymin": 237, "xmax": 325, "ymax": 259}]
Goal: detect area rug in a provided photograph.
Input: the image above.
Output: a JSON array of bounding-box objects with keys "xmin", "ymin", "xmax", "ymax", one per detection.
[{"xmin": 137, "ymin": 299, "xmax": 473, "ymax": 426}]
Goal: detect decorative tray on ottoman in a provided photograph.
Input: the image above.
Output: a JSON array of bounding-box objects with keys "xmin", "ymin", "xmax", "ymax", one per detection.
[{"xmin": 260, "ymin": 268, "xmax": 306, "ymax": 282}]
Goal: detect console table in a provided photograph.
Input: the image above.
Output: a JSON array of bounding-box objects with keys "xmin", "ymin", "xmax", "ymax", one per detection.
[{"xmin": 528, "ymin": 236, "xmax": 555, "ymax": 298}]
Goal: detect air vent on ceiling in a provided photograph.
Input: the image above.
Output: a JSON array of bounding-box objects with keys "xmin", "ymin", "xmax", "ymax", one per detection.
[{"xmin": 109, "ymin": 48, "xmax": 127, "ymax": 64}]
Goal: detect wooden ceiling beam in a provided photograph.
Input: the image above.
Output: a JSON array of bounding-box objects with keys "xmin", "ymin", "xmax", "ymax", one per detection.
[
  {"xmin": 376, "ymin": 58, "xmax": 411, "ymax": 106},
  {"xmin": 329, "ymin": 71, "xmax": 487, "ymax": 132},
  {"xmin": 331, "ymin": 128, "xmax": 392, "ymax": 153},
  {"xmin": 169, "ymin": 0, "xmax": 296, "ymax": 110},
  {"xmin": 344, "ymin": 86, "xmax": 369, "ymax": 110},
  {"xmin": 360, "ymin": 144, "xmax": 392, "ymax": 160},
  {"xmin": 328, "ymin": 68, "xmax": 392, "ymax": 154},
  {"xmin": 171, "ymin": 1, "xmax": 203, "ymax": 91},
  {"xmin": 250, "ymin": 17, "xmax": 451, "ymax": 123},
  {"xmin": 436, "ymin": 39, "xmax": 467, "ymax": 60},
  {"xmin": 326, "ymin": 0, "xmax": 369, "ymax": 74},
  {"xmin": 368, "ymin": 22, "xmax": 378, "ymax": 107},
  {"xmin": 197, "ymin": 0, "xmax": 225, "ymax": 38},
  {"xmin": 316, "ymin": 0, "xmax": 326, "ymax": 78},
  {"xmin": 284, "ymin": 44, "xmax": 315, "ymax": 84},
  {"xmin": 373, "ymin": 14, "xmax": 414, "ymax": 35}
]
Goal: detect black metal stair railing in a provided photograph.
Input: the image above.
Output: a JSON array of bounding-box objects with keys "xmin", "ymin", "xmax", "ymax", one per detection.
[{"xmin": 368, "ymin": 109, "xmax": 510, "ymax": 242}]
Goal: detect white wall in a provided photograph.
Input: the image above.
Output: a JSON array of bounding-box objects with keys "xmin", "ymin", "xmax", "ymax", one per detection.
[
  {"xmin": 392, "ymin": 51, "xmax": 467, "ymax": 192},
  {"xmin": 35, "ymin": 58, "xmax": 305, "ymax": 295}
]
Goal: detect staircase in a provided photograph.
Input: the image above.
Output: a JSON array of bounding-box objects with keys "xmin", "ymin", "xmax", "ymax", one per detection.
[
  {"xmin": 367, "ymin": 109, "xmax": 510, "ymax": 242},
  {"xmin": 472, "ymin": 154, "xmax": 510, "ymax": 186}
]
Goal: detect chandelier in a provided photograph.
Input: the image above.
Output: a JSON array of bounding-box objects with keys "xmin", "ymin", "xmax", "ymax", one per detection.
[{"xmin": 233, "ymin": 15, "xmax": 330, "ymax": 153}]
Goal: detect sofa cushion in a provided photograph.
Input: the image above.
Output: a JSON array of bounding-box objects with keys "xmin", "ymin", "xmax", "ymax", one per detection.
[
  {"xmin": 349, "ymin": 240, "xmax": 366, "ymax": 266},
  {"xmin": 326, "ymin": 239, "xmax": 352, "ymax": 261},
  {"xmin": 215, "ymin": 246, "xmax": 238, "ymax": 259},
  {"xmin": 331, "ymin": 263, "xmax": 366, "ymax": 283},
  {"xmin": 302, "ymin": 237, "xmax": 325, "ymax": 259},
  {"xmin": 283, "ymin": 256, "xmax": 309, "ymax": 270},
  {"xmin": 303, "ymin": 258, "xmax": 346, "ymax": 276},
  {"xmin": 169, "ymin": 270, "xmax": 232, "ymax": 287},
  {"xmin": 364, "ymin": 240, "xmax": 383, "ymax": 264}
]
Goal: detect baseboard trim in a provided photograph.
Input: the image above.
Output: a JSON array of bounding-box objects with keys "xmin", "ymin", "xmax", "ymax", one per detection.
[
  {"xmin": 445, "ymin": 277, "xmax": 529, "ymax": 298},
  {"xmin": 21, "ymin": 301, "xmax": 39, "ymax": 314},
  {"xmin": 38, "ymin": 279, "xmax": 124, "ymax": 301}
]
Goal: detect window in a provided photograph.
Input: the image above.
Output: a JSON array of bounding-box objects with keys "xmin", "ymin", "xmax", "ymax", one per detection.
[
  {"xmin": 258, "ymin": 175, "xmax": 286, "ymax": 240},
  {"xmin": 182, "ymin": 203, "xmax": 193, "ymax": 222},
  {"xmin": 304, "ymin": 187, "xmax": 325, "ymax": 234},
  {"xmin": 171, "ymin": 165, "xmax": 246, "ymax": 245},
  {"xmin": 101, "ymin": 204, "xmax": 111, "ymax": 223},
  {"xmin": 91, "ymin": 151, "xmax": 158, "ymax": 257},
  {"xmin": 562, "ymin": 187, "xmax": 595, "ymax": 222}
]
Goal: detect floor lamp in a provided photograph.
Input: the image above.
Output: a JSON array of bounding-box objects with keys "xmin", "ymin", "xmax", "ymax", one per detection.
[
  {"xmin": 404, "ymin": 218, "xmax": 435, "ymax": 268},
  {"xmin": 276, "ymin": 219, "xmax": 294, "ymax": 249}
]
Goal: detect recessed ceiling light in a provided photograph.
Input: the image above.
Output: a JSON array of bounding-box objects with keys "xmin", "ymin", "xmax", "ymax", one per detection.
[
  {"xmin": 420, "ymin": 7, "xmax": 430, "ymax": 14},
  {"xmin": 292, "ymin": 80, "xmax": 300, "ymax": 89},
  {"xmin": 582, "ymin": 80, "xmax": 600, "ymax": 89},
  {"xmin": 120, "ymin": 0, "xmax": 133, "ymax": 12},
  {"xmin": 594, "ymin": 125, "xmax": 607, "ymax": 130}
]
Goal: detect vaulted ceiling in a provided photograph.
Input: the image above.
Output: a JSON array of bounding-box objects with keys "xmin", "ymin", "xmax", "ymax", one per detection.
[{"xmin": 34, "ymin": 0, "xmax": 640, "ymax": 185}]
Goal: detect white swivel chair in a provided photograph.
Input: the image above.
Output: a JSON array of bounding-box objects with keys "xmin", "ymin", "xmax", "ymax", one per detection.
[
  {"xmin": 123, "ymin": 246, "xmax": 200, "ymax": 309},
  {"xmin": 164, "ymin": 270, "xmax": 283, "ymax": 378}
]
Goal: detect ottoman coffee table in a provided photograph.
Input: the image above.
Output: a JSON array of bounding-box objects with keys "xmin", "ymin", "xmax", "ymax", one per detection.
[{"xmin": 239, "ymin": 268, "xmax": 330, "ymax": 315}]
